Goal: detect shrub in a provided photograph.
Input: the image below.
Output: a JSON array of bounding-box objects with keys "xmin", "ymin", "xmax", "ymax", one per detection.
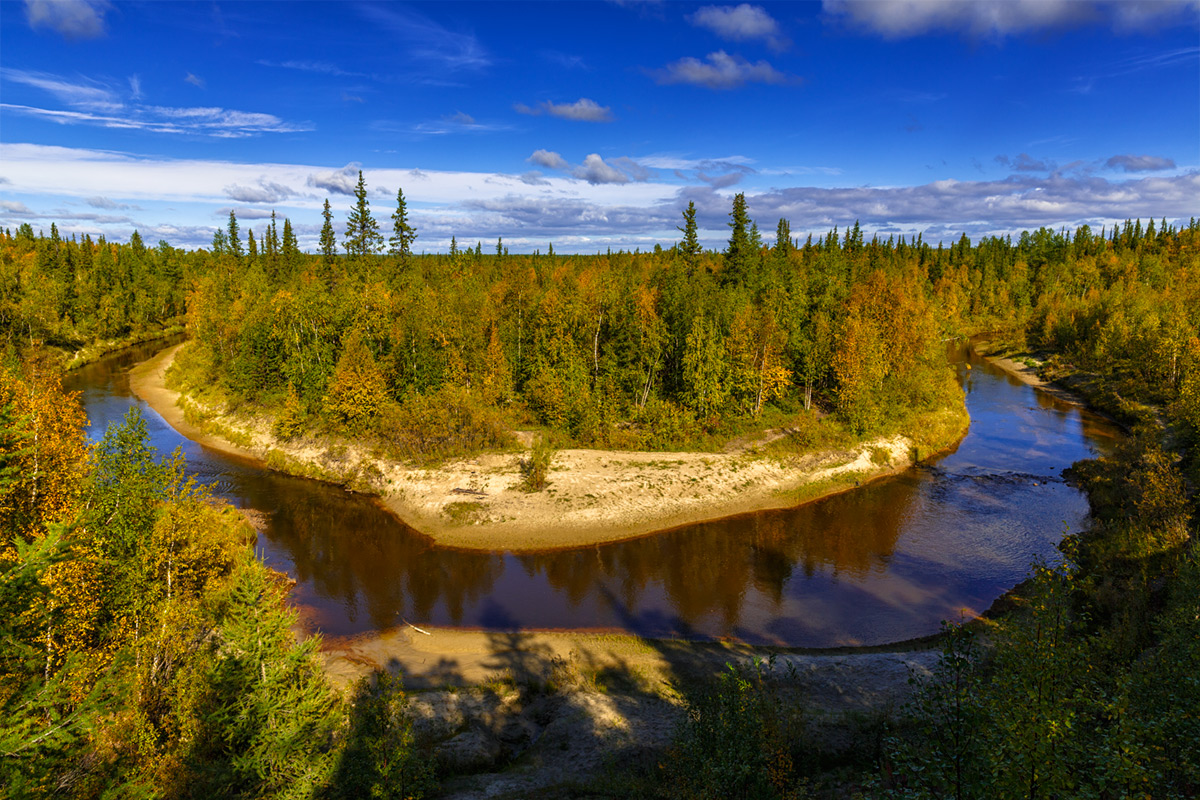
[{"xmin": 520, "ymin": 436, "xmax": 555, "ymax": 492}]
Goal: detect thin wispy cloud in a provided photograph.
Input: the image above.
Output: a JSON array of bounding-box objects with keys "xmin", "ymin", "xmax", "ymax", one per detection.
[
  {"xmin": 355, "ymin": 4, "xmax": 490, "ymax": 72},
  {"xmin": 823, "ymin": 0, "xmax": 1200, "ymax": 39},
  {"xmin": 690, "ymin": 4, "xmax": 789, "ymax": 50},
  {"xmin": 540, "ymin": 50, "xmax": 588, "ymax": 70},
  {"xmin": 258, "ymin": 59, "xmax": 368, "ymax": 78},
  {"xmin": 85, "ymin": 195, "xmax": 136, "ymax": 210},
  {"xmin": 24, "ymin": 0, "xmax": 111, "ymax": 40},
  {"xmin": 1, "ymin": 68, "xmax": 311, "ymax": 138},
  {"xmin": 1071, "ymin": 46, "xmax": 1199, "ymax": 93},
  {"xmin": 184, "ymin": 72, "xmax": 205, "ymax": 88},
  {"xmin": 514, "ymin": 98, "xmax": 614, "ymax": 122},
  {"xmin": 2, "ymin": 68, "xmax": 121, "ymax": 111},
  {"xmin": 650, "ymin": 50, "xmax": 794, "ymax": 89}
]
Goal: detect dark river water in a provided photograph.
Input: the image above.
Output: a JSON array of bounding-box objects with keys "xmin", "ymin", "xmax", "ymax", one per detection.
[{"xmin": 66, "ymin": 339, "xmax": 1120, "ymax": 647}]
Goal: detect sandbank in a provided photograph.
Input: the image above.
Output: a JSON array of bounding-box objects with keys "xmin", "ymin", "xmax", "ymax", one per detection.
[{"xmin": 130, "ymin": 342, "xmax": 967, "ymax": 553}]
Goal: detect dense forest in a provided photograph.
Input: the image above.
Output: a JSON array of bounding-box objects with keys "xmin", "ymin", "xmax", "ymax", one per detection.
[{"xmin": 2, "ymin": 182, "xmax": 1199, "ymax": 796}]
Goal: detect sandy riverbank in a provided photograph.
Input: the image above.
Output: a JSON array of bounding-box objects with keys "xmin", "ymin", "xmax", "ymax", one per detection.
[{"xmin": 131, "ymin": 342, "xmax": 968, "ymax": 553}]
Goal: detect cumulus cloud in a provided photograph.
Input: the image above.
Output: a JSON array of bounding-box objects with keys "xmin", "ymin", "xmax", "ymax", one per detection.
[
  {"xmin": 995, "ymin": 153, "xmax": 1054, "ymax": 172},
  {"xmin": 650, "ymin": 50, "xmax": 793, "ymax": 89},
  {"xmin": 527, "ymin": 151, "xmax": 654, "ymax": 185},
  {"xmin": 446, "ymin": 110, "xmax": 476, "ymax": 125},
  {"xmin": 0, "ymin": 200, "xmax": 36, "ymax": 217},
  {"xmin": 690, "ymin": 4, "xmax": 789, "ymax": 49},
  {"xmin": 514, "ymin": 97, "xmax": 614, "ymax": 122},
  {"xmin": 1106, "ymin": 154, "xmax": 1176, "ymax": 172},
  {"xmin": 24, "ymin": 0, "xmax": 111, "ymax": 40},
  {"xmin": 306, "ymin": 164, "xmax": 360, "ymax": 195},
  {"xmin": 822, "ymin": 0, "xmax": 1200, "ymax": 39},
  {"xmin": 574, "ymin": 154, "xmax": 630, "ymax": 185},
  {"xmin": 528, "ymin": 149, "xmax": 569, "ymax": 170},
  {"xmin": 224, "ymin": 178, "xmax": 295, "ymax": 203}
]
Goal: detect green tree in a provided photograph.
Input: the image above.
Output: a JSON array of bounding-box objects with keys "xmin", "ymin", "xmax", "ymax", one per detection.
[
  {"xmin": 723, "ymin": 192, "xmax": 756, "ymax": 288},
  {"xmin": 678, "ymin": 201, "xmax": 702, "ymax": 275},
  {"xmin": 388, "ymin": 187, "xmax": 418, "ymax": 265},
  {"xmin": 344, "ymin": 171, "xmax": 383, "ymax": 260},
  {"xmin": 682, "ymin": 314, "xmax": 729, "ymax": 420},
  {"xmin": 319, "ymin": 199, "xmax": 337, "ymax": 266},
  {"xmin": 227, "ymin": 211, "xmax": 243, "ymax": 262}
]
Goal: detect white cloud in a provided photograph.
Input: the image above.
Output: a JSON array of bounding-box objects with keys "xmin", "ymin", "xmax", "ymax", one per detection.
[
  {"xmin": 4, "ymin": 142, "xmax": 1195, "ymax": 253},
  {"xmin": 1, "ymin": 68, "xmax": 310, "ymax": 137},
  {"xmin": 650, "ymin": 51, "xmax": 793, "ymax": 89},
  {"xmin": 447, "ymin": 111, "xmax": 476, "ymax": 125},
  {"xmin": 184, "ymin": 72, "xmax": 205, "ymax": 88},
  {"xmin": 574, "ymin": 154, "xmax": 630, "ymax": 185},
  {"xmin": 355, "ymin": 4, "xmax": 490, "ymax": 72},
  {"xmin": 1, "ymin": 200, "xmax": 36, "ymax": 216},
  {"xmin": 528, "ymin": 149, "xmax": 569, "ymax": 170},
  {"xmin": 691, "ymin": 4, "xmax": 789, "ymax": 49},
  {"xmin": 515, "ymin": 97, "xmax": 614, "ymax": 122},
  {"xmin": 85, "ymin": 195, "xmax": 134, "ymax": 210},
  {"xmin": 24, "ymin": 0, "xmax": 111, "ymax": 40},
  {"xmin": 1, "ymin": 68, "xmax": 120, "ymax": 111},
  {"xmin": 224, "ymin": 178, "xmax": 295, "ymax": 203},
  {"xmin": 306, "ymin": 164, "xmax": 360, "ymax": 196},
  {"xmin": 822, "ymin": 0, "xmax": 1200, "ymax": 39}
]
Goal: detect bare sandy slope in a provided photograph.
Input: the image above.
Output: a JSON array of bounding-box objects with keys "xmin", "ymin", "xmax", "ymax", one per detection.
[{"xmin": 131, "ymin": 342, "xmax": 939, "ymax": 552}]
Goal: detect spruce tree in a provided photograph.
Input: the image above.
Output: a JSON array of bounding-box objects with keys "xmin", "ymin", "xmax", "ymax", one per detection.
[
  {"xmin": 723, "ymin": 193, "xmax": 754, "ymax": 288},
  {"xmin": 388, "ymin": 187, "xmax": 417, "ymax": 263},
  {"xmin": 227, "ymin": 210, "xmax": 244, "ymax": 261},
  {"xmin": 678, "ymin": 201, "xmax": 701, "ymax": 274},
  {"xmin": 319, "ymin": 199, "xmax": 337, "ymax": 265},
  {"xmin": 344, "ymin": 171, "xmax": 383, "ymax": 259}
]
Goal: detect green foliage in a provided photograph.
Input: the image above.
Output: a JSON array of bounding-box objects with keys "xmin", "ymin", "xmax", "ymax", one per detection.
[
  {"xmin": 274, "ymin": 381, "xmax": 307, "ymax": 440},
  {"xmin": 666, "ymin": 659, "xmax": 801, "ymax": 800},
  {"xmin": 520, "ymin": 435, "xmax": 556, "ymax": 492},
  {"xmin": 185, "ymin": 557, "xmax": 340, "ymax": 798},
  {"xmin": 380, "ymin": 384, "xmax": 514, "ymax": 465},
  {"xmin": 883, "ymin": 622, "xmax": 988, "ymax": 800},
  {"xmin": 327, "ymin": 670, "xmax": 436, "ymax": 799}
]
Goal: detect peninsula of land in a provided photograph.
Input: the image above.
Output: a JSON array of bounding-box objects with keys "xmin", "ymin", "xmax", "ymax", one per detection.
[{"xmin": 130, "ymin": 342, "xmax": 969, "ymax": 552}]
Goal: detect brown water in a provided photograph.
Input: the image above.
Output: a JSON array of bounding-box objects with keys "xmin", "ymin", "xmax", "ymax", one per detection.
[{"xmin": 67, "ymin": 340, "xmax": 1120, "ymax": 647}]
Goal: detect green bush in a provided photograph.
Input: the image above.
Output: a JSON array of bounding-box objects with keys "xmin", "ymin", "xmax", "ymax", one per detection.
[{"xmin": 520, "ymin": 436, "xmax": 555, "ymax": 492}]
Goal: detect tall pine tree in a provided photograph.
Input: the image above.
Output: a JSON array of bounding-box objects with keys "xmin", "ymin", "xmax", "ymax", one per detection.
[
  {"xmin": 344, "ymin": 171, "xmax": 383, "ymax": 260},
  {"xmin": 388, "ymin": 187, "xmax": 418, "ymax": 264}
]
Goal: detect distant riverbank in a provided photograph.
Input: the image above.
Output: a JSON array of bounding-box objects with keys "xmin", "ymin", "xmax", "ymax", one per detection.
[{"xmin": 130, "ymin": 341, "xmax": 970, "ymax": 552}]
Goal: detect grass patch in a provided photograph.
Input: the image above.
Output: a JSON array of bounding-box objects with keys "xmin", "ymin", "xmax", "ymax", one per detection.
[{"xmin": 442, "ymin": 500, "xmax": 489, "ymax": 526}]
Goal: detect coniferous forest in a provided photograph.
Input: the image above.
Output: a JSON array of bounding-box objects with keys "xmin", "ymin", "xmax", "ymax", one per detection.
[{"xmin": 2, "ymin": 181, "xmax": 1200, "ymax": 796}]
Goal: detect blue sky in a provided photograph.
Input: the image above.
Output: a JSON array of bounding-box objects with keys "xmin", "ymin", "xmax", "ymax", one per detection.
[{"xmin": 1, "ymin": 0, "xmax": 1197, "ymax": 253}]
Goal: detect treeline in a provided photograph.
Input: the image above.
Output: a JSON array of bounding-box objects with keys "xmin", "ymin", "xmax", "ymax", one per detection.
[
  {"xmin": 175, "ymin": 174, "xmax": 1200, "ymax": 459},
  {"xmin": 0, "ymin": 223, "xmax": 192, "ymax": 348},
  {"xmin": 1, "ymin": 360, "xmax": 433, "ymax": 796}
]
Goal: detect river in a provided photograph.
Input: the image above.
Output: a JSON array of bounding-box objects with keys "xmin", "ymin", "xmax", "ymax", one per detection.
[{"xmin": 65, "ymin": 339, "xmax": 1120, "ymax": 648}]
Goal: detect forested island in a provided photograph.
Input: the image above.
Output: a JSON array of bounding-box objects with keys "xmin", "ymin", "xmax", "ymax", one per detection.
[{"xmin": 3, "ymin": 187, "xmax": 1199, "ymax": 797}]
